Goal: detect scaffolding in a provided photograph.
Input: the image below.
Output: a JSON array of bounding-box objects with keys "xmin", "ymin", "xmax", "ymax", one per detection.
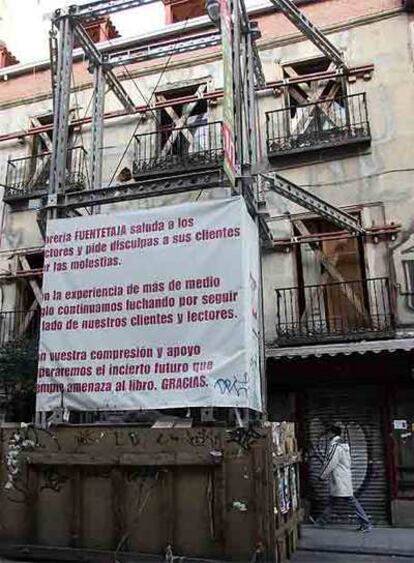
[{"xmin": 1, "ymin": 0, "xmax": 367, "ymax": 424}]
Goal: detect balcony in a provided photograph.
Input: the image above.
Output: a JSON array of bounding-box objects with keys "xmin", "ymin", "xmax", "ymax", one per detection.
[
  {"xmin": 3, "ymin": 146, "xmax": 88, "ymax": 201},
  {"xmin": 133, "ymin": 120, "xmax": 223, "ymax": 179},
  {"xmin": 0, "ymin": 310, "xmax": 40, "ymax": 348},
  {"xmin": 276, "ymin": 278, "xmax": 395, "ymax": 346},
  {"xmin": 266, "ymin": 93, "xmax": 370, "ymax": 159}
]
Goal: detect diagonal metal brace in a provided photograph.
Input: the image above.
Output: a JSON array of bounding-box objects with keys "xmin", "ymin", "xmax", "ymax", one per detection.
[
  {"xmin": 249, "ymin": 22, "xmax": 266, "ymax": 88},
  {"xmin": 260, "ymin": 173, "xmax": 364, "ymax": 234},
  {"xmin": 72, "ymin": 20, "xmax": 135, "ymax": 113},
  {"xmin": 270, "ymin": 0, "xmax": 348, "ymax": 70}
]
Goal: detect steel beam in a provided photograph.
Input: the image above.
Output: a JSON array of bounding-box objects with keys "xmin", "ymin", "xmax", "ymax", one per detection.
[
  {"xmin": 232, "ymin": 0, "xmax": 243, "ymax": 184},
  {"xmin": 260, "ymin": 173, "xmax": 364, "ymax": 234},
  {"xmin": 247, "ymin": 31, "xmax": 257, "ymax": 166},
  {"xmin": 238, "ymin": 3, "xmax": 266, "ymax": 87},
  {"xmin": 72, "ymin": 20, "xmax": 135, "ymax": 113},
  {"xmin": 270, "ymin": 0, "xmax": 347, "ymax": 70},
  {"xmin": 49, "ymin": 28, "xmax": 58, "ymax": 111},
  {"xmin": 250, "ymin": 29, "xmax": 266, "ymax": 88},
  {"xmin": 59, "ymin": 169, "xmax": 225, "ymax": 209},
  {"xmin": 48, "ymin": 16, "xmax": 74, "ymax": 201},
  {"xmin": 90, "ymin": 64, "xmax": 106, "ymax": 190}
]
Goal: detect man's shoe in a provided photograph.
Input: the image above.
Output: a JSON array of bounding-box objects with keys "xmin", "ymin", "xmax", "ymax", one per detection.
[{"xmin": 359, "ymin": 525, "xmax": 373, "ymax": 533}]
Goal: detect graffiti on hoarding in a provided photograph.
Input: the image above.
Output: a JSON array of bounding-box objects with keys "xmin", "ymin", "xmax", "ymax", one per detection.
[
  {"xmin": 227, "ymin": 426, "xmax": 263, "ymax": 451},
  {"xmin": 40, "ymin": 467, "xmax": 69, "ymax": 493}
]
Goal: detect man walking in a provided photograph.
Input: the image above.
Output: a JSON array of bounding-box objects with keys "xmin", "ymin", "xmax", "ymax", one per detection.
[{"xmin": 315, "ymin": 425, "xmax": 372, "ymax": 532}]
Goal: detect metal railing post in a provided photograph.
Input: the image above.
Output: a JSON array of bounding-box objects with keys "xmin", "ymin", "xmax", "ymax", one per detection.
[
  {"xmin": 275, "ymin": 277, "xmax": 394, "ymax": 345},
  {"xmin": 265, "ymin": 93, "xmax": 370, "ymax": 156}
]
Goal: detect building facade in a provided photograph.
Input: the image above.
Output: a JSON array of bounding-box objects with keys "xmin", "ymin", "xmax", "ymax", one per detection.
[{"xmin": 0, "ymin": 0, "xmax": 413, "ymax": 525}]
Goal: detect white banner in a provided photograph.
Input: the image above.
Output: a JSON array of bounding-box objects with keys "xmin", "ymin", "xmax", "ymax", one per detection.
[{"xmin": 36, "ymin": 196, "xmax": 262, "ymax": 412}]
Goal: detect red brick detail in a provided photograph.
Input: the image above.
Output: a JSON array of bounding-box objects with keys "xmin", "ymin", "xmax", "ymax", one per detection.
[
  {"xmin": 257, "ymin": 0, "xmax": 402, "ymax": 42},
  {"xmin": 0, "ymin": 42, "xmax": 20, "ymax": 68},
  {"xmin": 0, "ymin": 0, "xmax": 402, "ymax": 107},
  {"xmin": 74, "ymin": 17, "xmax": 120, "ymax": 47},
  {"xmin": 161, "ymin": 0, "xmax": 206, "ymax": 24}
]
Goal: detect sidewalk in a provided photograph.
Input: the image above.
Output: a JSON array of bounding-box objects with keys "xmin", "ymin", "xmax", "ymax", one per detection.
[{"xmin": 298, "ymin": 525, "xmax": 414, "ymax": 558}]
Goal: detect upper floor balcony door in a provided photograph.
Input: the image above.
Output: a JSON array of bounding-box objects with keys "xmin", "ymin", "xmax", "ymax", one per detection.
[
  {"xmin": 297, "ymin": 218, "xmax": 366, "ymax": 338},
  {"xmin": 4, "ymin": 114, "xmax": 88, "ymax": 202},
  {"xmin": 276, "ymin": 218, "xmax": 395, "ymax": 345},
  {"xmin": 133, "ymin": 83, "xmax": 223, "ymax": 179},
  {"xmin": 267, "ymin": 58, "xmax": 370, "ymax": 160}
]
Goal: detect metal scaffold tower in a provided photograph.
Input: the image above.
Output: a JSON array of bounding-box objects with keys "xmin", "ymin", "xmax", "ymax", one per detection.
[
  {"xmin": 33, "ymin": 0, "xmax": 364, "ymax": 425},
  {"xmin": 44, "ymin": 0, "xmax": 362, "ymax": 235}
]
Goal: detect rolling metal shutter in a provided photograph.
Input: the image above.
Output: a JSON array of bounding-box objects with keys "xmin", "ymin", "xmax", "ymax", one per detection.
[{"xmin": 304, "ymin": 386, "xmax": 388, "ymax": 525}]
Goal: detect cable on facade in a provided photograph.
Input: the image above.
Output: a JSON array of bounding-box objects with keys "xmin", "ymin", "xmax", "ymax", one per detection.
[
  {"xmin": 298, "ymin": 168, "xmax": 414, "ymax": 188},
  {"xmin": 70, "ymin": 70, "xmax": 95, "ymax": 149},
  {"xmin": 98, "ymin": 6, "xmax": 203, "ymax": 187},
  {"xmin": 98, "ymin": 28, "xmax": 164, "ymax": 131}
]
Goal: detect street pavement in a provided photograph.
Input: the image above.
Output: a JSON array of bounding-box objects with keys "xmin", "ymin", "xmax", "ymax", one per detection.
[
  {"xmin": 292, "ymin": 553, "xmax": 414, "ymax": 562},
  {"xmin": 292, "ymin": 525, "xmax": 414, "ymax": 562},
  {"xmin": 2, "ymin": 526, "xmax": 414, "ymax": 562}
]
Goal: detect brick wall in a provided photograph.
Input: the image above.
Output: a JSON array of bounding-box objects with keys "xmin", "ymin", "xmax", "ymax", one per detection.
[
  {"xmin": 0, "ymin": 0, "xmax": 404, "ymax": 108},
  {"xmin": 257, "ymin": 0, "xmax": 403, "ymax": 42}
]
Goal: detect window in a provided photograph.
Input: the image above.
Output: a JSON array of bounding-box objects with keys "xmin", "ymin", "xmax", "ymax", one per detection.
[
  {"xmin": 291, "ymin": 217, "xmax": 373, "ymax": 338},
  {"xmin": 283, "ymin": 58, "xmax": 347, "ymax": 143},
  {"xmin": 402, "ymin": 244, "xmax": 414, "ymax": 310},
  {"xmin": 267, "ymin": 57, "xmax": 370, "ymax": 156},
  {"xmin": 157, "ymin": 83, "xmax": 208, "ymax": 156},
  {"xmin": 154, "ymin": 83, "xmax": 213, "ymax": 167},
  {"xmin": 15, "ymin": 251, "xmax": 44, "ymax": 311},
  {"xmin": 133, "ymin": 81, "xmax": 223, "ymax": 176},
  {"xmin": 294, "ymin": 217, "xmax": 364, "ymax": 287},
  {"xmin": 29, "ymin": 113, "xmax": 76, "ymax": 189}
]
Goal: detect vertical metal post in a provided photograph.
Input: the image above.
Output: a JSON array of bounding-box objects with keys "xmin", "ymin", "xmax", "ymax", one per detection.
[
  {"xmin": 48, "ymin": 14, "xmax": 74, "ymax": 208},
  {"xmin": 49, "ymin": 27, "xmax": 58, "ymax": 113},
  {"xmin": 37, "ymin": 13, "xmax": 74, "ymax": 426},
  {"xmin": 232, "ymin": 0, "xmax": 244, "ymax": 187},
  {"xmin": 246, "ymin": 28, "xmax": 268, "ymax": 420},
  {"xmin": 246, "ymin": 31, "xmax": 258, "ymax": 168},
  {"xmin": 90, "ymin": 63, "xmax": 106, "ymax": 191},
  {"xmin": 241, "ymin": 33, "xmax": 250, "ymax": 167}
]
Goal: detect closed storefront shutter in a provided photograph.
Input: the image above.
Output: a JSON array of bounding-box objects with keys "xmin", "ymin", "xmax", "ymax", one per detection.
[{"xmin": 304, "ymin": 386, "xmax": 388, "ymax": 524}]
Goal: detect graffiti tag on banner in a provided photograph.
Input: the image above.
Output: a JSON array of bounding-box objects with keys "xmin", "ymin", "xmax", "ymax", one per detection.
[{"xmin": 36, "ymin": 197, "xmax": 262, "ymax": 413}]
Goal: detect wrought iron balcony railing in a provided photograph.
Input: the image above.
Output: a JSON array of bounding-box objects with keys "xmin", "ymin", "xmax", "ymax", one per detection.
[
  {"xmin": 276, "ymin": 277, "xmax": 395, "ymax": 346},
  {"xmin": 0, "ymin": 310, "xmax": 40, "ymax": 348},
  {"xmin": 4, "ymin": 146, "xmax": 88, "ymax": 200},
  {"xmin": 266, "ymin": 93, "xmax": 371, "ymax": 158},
  {"xmin": 133, "ymin": 120, "xmax": 223, "ymax": 178}
]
